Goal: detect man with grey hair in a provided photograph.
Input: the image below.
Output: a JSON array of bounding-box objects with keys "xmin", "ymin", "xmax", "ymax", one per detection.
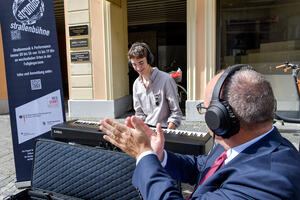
[{"xmin": 100, "ymin": 65, "xmax": 300, "ymax": 199}]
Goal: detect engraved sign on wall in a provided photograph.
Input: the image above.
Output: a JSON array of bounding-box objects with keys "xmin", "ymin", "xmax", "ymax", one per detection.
[
  {"xmin": 71, "ymin": 51, "xmax": 90, "ymax": 62},
  {"xmin": 70, "ymin": 38, "xmax": 89, "ymax": 50},
  {"xmin": 69, "ymin": 25, "xmax": 89, "ymax": 37}
]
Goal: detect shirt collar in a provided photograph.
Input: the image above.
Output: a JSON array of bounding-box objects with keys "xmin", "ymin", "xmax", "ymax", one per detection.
[
  {"xmin": 137, "ymin": 67, "xmax": 158, "ymax": 85},
  {"xmin": 150, "ymin": 67, "xmax": 158, "ymax": 82},
  {"xmin": 225, "ymin": 126, "xmax": 274, "ymax": 164}
]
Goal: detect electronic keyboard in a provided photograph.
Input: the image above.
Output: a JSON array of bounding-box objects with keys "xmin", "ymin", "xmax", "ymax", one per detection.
[{"xmin": 51, "ymin": 120, "xmax": 212, "ymax": 155}]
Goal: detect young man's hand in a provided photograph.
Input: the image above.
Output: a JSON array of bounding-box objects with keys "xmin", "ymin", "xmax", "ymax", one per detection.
[{"xmin": 167, "ymin": 122, "xmax": 176, "ymax": 129}]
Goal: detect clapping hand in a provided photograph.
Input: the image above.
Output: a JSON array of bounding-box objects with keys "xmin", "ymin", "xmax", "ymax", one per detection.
[{"xmin": 100, "ymin": 116, "xmax": 165, "ymax": 161}]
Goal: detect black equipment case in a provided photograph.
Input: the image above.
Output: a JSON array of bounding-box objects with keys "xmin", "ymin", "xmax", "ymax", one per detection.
[{"xmin": 5, "ymin": 139, "xmax": 140, "ymax": 200}]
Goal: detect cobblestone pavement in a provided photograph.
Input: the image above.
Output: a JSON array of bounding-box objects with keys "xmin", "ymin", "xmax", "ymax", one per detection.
[
  {"xmin": 0, "ymin": 114, "xmax": 21, "ymax": 199},
  {"xmin": 1, "ymin": 113, "xmax": 299, "ymax": 199}
]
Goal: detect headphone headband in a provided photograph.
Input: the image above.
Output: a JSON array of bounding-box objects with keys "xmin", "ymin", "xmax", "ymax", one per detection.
[
  {"xmin": 131, "ymin": 43, "xmax": 148, "ymax": 51},
  {"xmin": 212, "ymin": 64, "xmax": 245, "ymax": 101}
]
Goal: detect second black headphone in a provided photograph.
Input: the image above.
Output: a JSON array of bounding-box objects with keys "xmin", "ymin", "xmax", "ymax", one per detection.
[
  {"xmin": 205, "ymin": 64, "xmax": 247, "ymax": 138},
  {"xmin": 129, "ymin": 43, "xmax": 154, "ymax": 65}
]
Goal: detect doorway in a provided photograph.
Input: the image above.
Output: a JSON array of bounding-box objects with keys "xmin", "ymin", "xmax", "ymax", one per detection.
[{"xmin": 127, "ymin": 0, "xmax": 187, "ymax": 113}]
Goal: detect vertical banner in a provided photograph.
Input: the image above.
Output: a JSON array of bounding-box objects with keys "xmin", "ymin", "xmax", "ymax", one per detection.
[{"xmin": 0, "ymin": 0, "xmax": 65, "ymax": 184}]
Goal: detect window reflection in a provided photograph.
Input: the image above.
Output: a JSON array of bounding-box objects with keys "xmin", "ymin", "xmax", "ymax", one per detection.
[{"xmin": 219, "ymin": 0, "xmax": 300, "ymax": 75}]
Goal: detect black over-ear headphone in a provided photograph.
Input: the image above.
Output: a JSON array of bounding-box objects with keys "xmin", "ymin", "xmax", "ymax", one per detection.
[
  {"xmin": 129, "ymin": 43, "xmax": 154, "ymax": 65},
  {"xmin": 205, "ymin": 64, "xmax": 246, "ymax": 138}
]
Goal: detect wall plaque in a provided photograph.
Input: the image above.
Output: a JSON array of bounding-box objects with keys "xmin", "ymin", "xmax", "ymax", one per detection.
[
  {"xmin": 71, "ymin": 51, "xmax": 90, "ymax": 62},
  {"xmin": 70, "ymin": 38, "xmax": 89, "ymax": 49},
  {"xmin": 69, "ymin": 25, "xmax": 88, "ymax": 37}
]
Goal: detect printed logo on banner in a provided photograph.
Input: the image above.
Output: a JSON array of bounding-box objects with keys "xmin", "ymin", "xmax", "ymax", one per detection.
[
  {"xmin": 10, "ymin": 0, "xmax": 50, "ymax": 39},
  {"xmin": 12, "ymin": 0, "xmax": 44, "ymax": 25},
  {"xmin": 48, "ymin": 96, "xmax": 59, "ymax": 108}
]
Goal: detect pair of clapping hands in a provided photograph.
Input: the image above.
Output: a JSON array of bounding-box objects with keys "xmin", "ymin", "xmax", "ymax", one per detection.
[{"xmin": 100, "ymin": 116, "xmax": 165, "ymax": 162}]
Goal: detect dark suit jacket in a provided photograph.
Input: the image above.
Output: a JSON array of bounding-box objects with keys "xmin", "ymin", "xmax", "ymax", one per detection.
[{"xmin": 132, "ymin": 127, "xmax": 300, "ymax": 199}]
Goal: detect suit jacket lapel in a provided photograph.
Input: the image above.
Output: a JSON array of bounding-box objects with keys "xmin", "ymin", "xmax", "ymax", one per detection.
[
  {"xmin": 197, "ymin": 144, "xmax": 225, "ymax": 185},
  {"xmin": 221, "ymin": 127, "xmax": 282, "ymax": 168}
]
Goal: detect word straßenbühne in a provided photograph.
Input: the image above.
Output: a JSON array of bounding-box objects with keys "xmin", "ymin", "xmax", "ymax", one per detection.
[{"xmin": 10, "ymin": 22, "xmax": 50, "ymax": 36}]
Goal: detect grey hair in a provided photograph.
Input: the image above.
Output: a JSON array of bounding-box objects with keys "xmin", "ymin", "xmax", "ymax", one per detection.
[{"xmin": 222, "ymin": 66, "xmax": 275, "ymax": 129}]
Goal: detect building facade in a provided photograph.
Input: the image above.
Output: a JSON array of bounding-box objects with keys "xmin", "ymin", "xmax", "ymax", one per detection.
[
  {"xmin": 61, "ymin": 0, "xmax": 215, "ymax": 121},
  {"xmin": 1, "ymin": 0, "xmax": 299, "ymax": 121}
]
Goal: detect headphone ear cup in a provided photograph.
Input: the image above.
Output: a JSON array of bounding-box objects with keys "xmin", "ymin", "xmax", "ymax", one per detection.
[
  {"xmin": 146, "ymin": 51, "xmax": 153, "ymax": 65},
  {"xmin": 128, "ymin": 59, "xmax": 133, "ymax": 68},
  {"xmin": 220, "ymin": 100, "xmax": 240, "ymax": 138},
  {"xmin": 205, "ymin": 100, "xmax": 239, "ymax": 138},
  {"xmin": 205, "ymin": 101, "xmax": 230, "ymax": 137}
]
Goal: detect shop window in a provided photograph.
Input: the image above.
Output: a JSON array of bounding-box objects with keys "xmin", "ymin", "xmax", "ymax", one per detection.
[{"xmin": 218, "ymin": 0, "xmax": 300, "ymax": 75}]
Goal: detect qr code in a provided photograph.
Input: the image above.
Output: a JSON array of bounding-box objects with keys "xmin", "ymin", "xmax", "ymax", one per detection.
[
  {"xmin": 31, "ymin": 79, "xmax": 42, "ymax": 90},
  {"xmin": 11, "ymin": 30, "xmax": 21, "ymax": 40}
]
